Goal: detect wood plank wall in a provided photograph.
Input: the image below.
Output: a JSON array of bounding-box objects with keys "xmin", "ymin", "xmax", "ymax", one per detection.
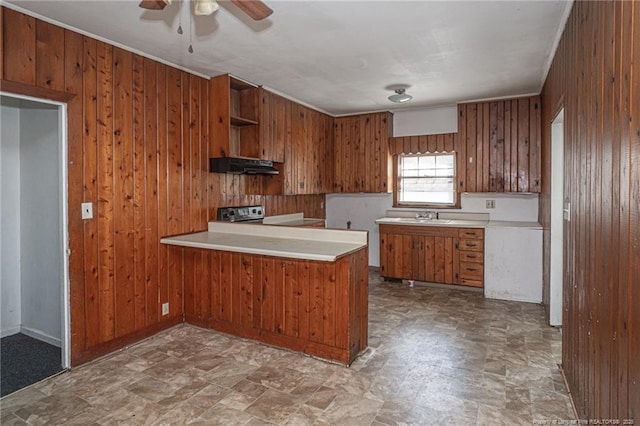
[
  {"xmin": 540, "ymin": 0, "xmax": 639, "ymax": 420},
  {"xmin": 0, "ymin": 7, "xmax": 324, "ymax": 365},
  {"xmin": 389, "ymin": 96, "xmax": 541, "ymax": 201}
]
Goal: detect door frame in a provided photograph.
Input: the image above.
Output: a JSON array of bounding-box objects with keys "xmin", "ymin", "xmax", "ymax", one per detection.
[
  {"xmin": 549, "ymin": 108, "xmax": 564, "ymax": 326},
  {"xmin": 1, "ymin": 91, "xmax": 70, "ymax": 368}
]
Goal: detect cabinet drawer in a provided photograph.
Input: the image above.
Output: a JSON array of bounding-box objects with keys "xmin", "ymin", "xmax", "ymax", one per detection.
[
  {"xmin": 459, "ymin": 228, "xmax": 484, "ymax": 239},
  {"xmin": 459, "ymin": 251, "xmax": 483, "ymax": 263},
  {"xmin": 458, "ymin": 278, "xmax": 483, "ymax": 288},
  {"xmin": 458, "ymin": 239, "xmax": 483, "ymax": 251},
  {"xmin": 459, "ymin": 262, "xmax": 483, "ymax": 280}
]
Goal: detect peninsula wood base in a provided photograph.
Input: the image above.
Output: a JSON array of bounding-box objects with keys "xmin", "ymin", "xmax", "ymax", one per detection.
[{"xmin": 181, "ymin": 247, "xmax": 369, "ymax": 365}]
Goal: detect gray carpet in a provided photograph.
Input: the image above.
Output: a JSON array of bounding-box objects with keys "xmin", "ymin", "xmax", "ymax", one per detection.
[{"xmin": 1, "ymin": 333, "xmax": 62, "ymax": 397}]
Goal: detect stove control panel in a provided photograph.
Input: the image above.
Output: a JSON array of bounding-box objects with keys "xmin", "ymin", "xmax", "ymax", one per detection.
[{"xmin": 217, "ymin": 205, "xmax": 265, "ymax": 222}]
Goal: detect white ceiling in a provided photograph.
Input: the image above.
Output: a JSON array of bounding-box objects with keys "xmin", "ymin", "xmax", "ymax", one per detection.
[{"xmin": 4, "ymin": 0, "xmax": 572, "ymax": 116}]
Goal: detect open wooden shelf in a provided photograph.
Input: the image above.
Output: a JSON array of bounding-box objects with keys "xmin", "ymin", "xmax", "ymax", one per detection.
[{"xmin": 230, "ymin": 116, "xmax": 259, "ymax": 127}]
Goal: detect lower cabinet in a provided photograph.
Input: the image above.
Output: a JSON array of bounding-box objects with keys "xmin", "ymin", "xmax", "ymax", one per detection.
[{"xmin": 379, "ymin": 225, "xmax": 485, "ymax": 288}]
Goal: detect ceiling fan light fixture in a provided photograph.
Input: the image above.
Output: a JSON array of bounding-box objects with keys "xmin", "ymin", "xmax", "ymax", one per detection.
[
  {"xmin": 163, "ymin": 0, "xmax": 172, "ymax": 5},
  {"xmin": 194, "ymin": 0, "xmax": 219, "ymax": 16},
  {"xmin": 388, "ymin": 88, "xmax": 413, "ymax": 103}
]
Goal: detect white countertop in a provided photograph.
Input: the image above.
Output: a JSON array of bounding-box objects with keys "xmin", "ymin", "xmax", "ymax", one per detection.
[
  {"xmin": 375, "ymin": 217, "xmax": 489, "ymax": 228},
  {"xmin": 486, "ymin": 221, "xmax": 542, "ymax": 229},
  {"xmin": 160, "ymin": 222, "xmax": 367, "ymax": 262}
]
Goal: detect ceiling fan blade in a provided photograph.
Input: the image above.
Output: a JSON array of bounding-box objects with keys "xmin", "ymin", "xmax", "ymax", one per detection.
[
  {"xmin": 139, "ymin": 0, "xmax": 167, "ymax": 10},
  {"xmin": 230, "ymin": 0, "xmax": 273, "ymax": 20}
]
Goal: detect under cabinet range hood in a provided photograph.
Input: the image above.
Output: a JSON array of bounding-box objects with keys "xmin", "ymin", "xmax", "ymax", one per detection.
[{"xmin": 209, "ymin": 157, "xmax": 279, "ymax": 175}]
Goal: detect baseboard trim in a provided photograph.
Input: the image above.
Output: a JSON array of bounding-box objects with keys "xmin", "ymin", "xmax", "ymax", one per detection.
[
  {"xmin": 0, "ymin": 326, "xmax": 21, "ymax": 338},
  {"xmin": 20, "ymin": 326, "xmax": 61, "ymax": 348}
]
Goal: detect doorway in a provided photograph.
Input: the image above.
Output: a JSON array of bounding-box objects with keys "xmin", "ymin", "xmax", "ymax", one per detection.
[
  {"xmin": 549, "ymin": 108, "xmax": 564, "ymax": 326},
  {"xmin": 0, "ymin": 93, "xmax": 70, "ymax": 396}
]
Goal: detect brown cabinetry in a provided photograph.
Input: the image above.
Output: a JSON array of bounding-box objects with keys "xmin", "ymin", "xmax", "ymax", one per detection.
[
  {"xmin": 248, "ymin": 91, "xmax": 333, "ymax": 195},
  {"xmin": 209, "ymin": 74, "xmax": 261, "ymax": 158},
  {"xmin": 379, "ymin": 225, "xmax": 484, "ymax": 288},
  {"xmin": 334, "ymin": 112, "xmax": 393, "ymax": 193}
]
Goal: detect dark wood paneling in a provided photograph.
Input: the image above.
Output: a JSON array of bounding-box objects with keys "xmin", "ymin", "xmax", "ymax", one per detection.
[
  {"xmin": 2, "ymin": 8, "xmax": 35, "ymax": 84},
  {"xmin": 540, "ymin": 0, "xmax": 639, "ymax": 420},
  {"xmin": 334, "ymin": 112, "xmax": 393, "ymax": 193},
  {"xmin": 1, "ymin": 7, "xmax": 324, "ymax": 365},
  {"xmin": 183, "ymin": 248, "xmax": 368, "ymax": 365}
]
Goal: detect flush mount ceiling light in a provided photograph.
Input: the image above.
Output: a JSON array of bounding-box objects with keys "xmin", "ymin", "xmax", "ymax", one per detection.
[{"xmin": 388, "ymin": 88, "xmax": 413, "ymax": 103}]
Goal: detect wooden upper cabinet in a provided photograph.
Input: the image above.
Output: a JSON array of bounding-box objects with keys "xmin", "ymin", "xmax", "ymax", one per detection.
[
  {"xmin": 209, "ymin": 74, "xmax": 261, "ymax": 158},
  {"xmin": 456, "ymin": 96, "xmax": 541, "ymax": 193},
  {"xmin": 284, "ymin": 102, "xmax": 334, "ymax": 195},
  {"xmin": 259, "ymin": 90, "xmax": 287, "ymax": 162},
  {"xmin": 334, "ymin": 111, "xmax": 393, "ymax": 193}
]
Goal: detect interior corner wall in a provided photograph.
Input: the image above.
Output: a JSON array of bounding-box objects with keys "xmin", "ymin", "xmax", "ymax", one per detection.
[
  {"xmin": 19, "ymin": 102, "xmax": 62, "ymax": 345},
  {"xmin": 0, "ymin": 98, "xmax": 22, "ymax": 337}
]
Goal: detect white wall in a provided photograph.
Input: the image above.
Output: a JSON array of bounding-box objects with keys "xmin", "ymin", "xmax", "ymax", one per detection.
[
  {"xmin": 326, "ymin": 193, "xmax": 393, "ymax": 266},
  {"xmin": 393, "ymin": 105, "xmax": 458, "ymax": 137},
  {"xmin": 1, "ymin": 99, "xmax": 22, "ymax": 336},
  {"xmin": 19, "ymin": 102, "xmax": 62, "ymax": 345}
]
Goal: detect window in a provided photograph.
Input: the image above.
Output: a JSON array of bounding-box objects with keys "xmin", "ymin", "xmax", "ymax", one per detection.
[{"xmin": 396, "ymin": 152, "xmax": 456, "ymax": 206}]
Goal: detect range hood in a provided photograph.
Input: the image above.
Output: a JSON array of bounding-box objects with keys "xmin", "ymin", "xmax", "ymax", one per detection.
[{"xmin": 209, "ymin": 157, "xmax": 279, "ymax": 175}]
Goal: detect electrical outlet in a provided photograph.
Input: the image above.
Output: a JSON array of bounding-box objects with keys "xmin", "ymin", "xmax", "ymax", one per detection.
[
  {"xmin": 485, "ymin": 200, "xmax": 496, "ymax": 209},
  {"xmin": 162, "ymin": 303, "xmax": 169, "ymax": 316},
  {"xmin": 81, "ymin": 202, "xmax": 93, "ymax": 219}
]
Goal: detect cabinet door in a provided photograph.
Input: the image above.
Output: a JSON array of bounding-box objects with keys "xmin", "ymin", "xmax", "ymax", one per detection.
[
  {"xmin": 334, "ymin": 112, "xmax": 393, "ymax": 193},
  {"xmin": 260, "ymin": 91, "xmax": 286, "ymax": 162}
]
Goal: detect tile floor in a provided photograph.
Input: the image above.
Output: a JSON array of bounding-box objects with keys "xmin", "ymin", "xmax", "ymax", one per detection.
[{"xmin": 0, "ymin": 270, "xmax": 574, "ymax": 425}]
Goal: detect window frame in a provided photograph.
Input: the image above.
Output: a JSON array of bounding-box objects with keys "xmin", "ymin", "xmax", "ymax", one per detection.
[{"xmin": 393, "ymin": 152, "xmax": 458, "ymax": 208}]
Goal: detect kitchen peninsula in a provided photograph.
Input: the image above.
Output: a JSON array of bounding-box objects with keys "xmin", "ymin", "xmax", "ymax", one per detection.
[{"xmin": 161, "ymin": 222, "xmax": 369, "ymax": 365}]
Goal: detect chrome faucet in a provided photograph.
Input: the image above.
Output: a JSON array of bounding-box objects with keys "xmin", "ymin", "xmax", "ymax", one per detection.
[{"xmin": 416, "ymin": 211, "xmax": 438, "ymax": 220}]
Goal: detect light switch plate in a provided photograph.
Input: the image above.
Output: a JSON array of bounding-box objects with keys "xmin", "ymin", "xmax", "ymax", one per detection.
[
  {"xmin": 162, "ymin": 303, "xmax": 169, "ymax": 316},
  {"xmin": 485, "ymin": 200, "xmax": 496, "ymax": 209},
  {"xmin": 81, "ymin": 202, "xmax": 93, "ymax": 220}
]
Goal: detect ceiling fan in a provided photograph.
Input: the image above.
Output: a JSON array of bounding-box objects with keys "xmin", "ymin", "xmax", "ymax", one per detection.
[{"xmin": 139, "ymin": 0, "xmax": 273, "ymax": 21}]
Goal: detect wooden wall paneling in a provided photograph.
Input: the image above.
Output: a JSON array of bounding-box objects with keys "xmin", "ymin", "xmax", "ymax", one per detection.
[
  {"xmin": 490, "ymin": 101, "xmax": 504, "ymax": 191},
  {"xmin": 629, "ymin": 0, "xmax": 640, "ymax": 417},
  {"xmin": 283, "ymin": 259, "xmax": 298, "ymax": 337},
  {"xmin": 166, "ymin": 67, "xmax": 184, "ymax": 320},
  {"xmin": 510, "ymin": 99, "xmax": 519, "ymax": 192},
  {"xmin": 143, "ymin": 58, "xmax": 160, "ymax": 327},
  {"xmin": 308, "ymin": 261, "xmax": 324, "ymax": 343},
  {"xmin": 481, "ymin": 103, "xmax": 490, "ymax": 191},
  {"xmin": 297, "ymin": 260, "xmax": 310, "ymax": 341},
  {"xmin": 132, "ymin": 54, "xmax": 146, "ymax": 330},
  {"xmin": 81, "ymin": 35, "xmax": 99, "ymax": 349},
  {"xmin": 0, "ymin": 7, "xmax": 3, "ymax": 79},
  {"xmin": 517, "ymin": 98, "xmax": 530, "ymax": 192},
  {"xmin": 3, "ymin": 9, "xmax": 35, "ymax": 84},
  {"xmin": 64, "ymin": 29, "xmax": 86, "ymax": 358},
  {"xmin": 208, "ymin": 75, "xmax": 230, "ymax": 157},
  {"xmin": 96, "ymin": 41, "xmax": 115, "ymax": 343},
  {"xmin": 540, "ymin": 0, "xmax": 639, "ymax": 419},
  {"xmin": 113, "ymin": 47, "xmax": 136, "ymax": 337},
  {"xmin": 529, "ymin": 97, "xmax": 541, "ymax": 191},
  {"xmin": 629, "ymin": 0, "xmax": 640, "ymax": 416},
  {"xmin": 457, "ymin": 107, "xmax": 467, "ymax": 199},
  {"xmin": 156, "ymin": 63, "xmax": 169, "ymax": 323},
  {"xmin": 466, "ymin": 103, "xmax": 477, "ymax": 192},
  {"xmin": 274, "ymin": 260, "xmax": 286, "ymax": 334},
  {"xmin": 503, "ymin": 100, "xmax": 512, "ymax": 191},
  {"xmin": 35, "ymin": 20, "xmax": 64, "ymax": 91},
  {"xmin": 219, "ymin": 251, "xmax": 232, "ymax": 323}
]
